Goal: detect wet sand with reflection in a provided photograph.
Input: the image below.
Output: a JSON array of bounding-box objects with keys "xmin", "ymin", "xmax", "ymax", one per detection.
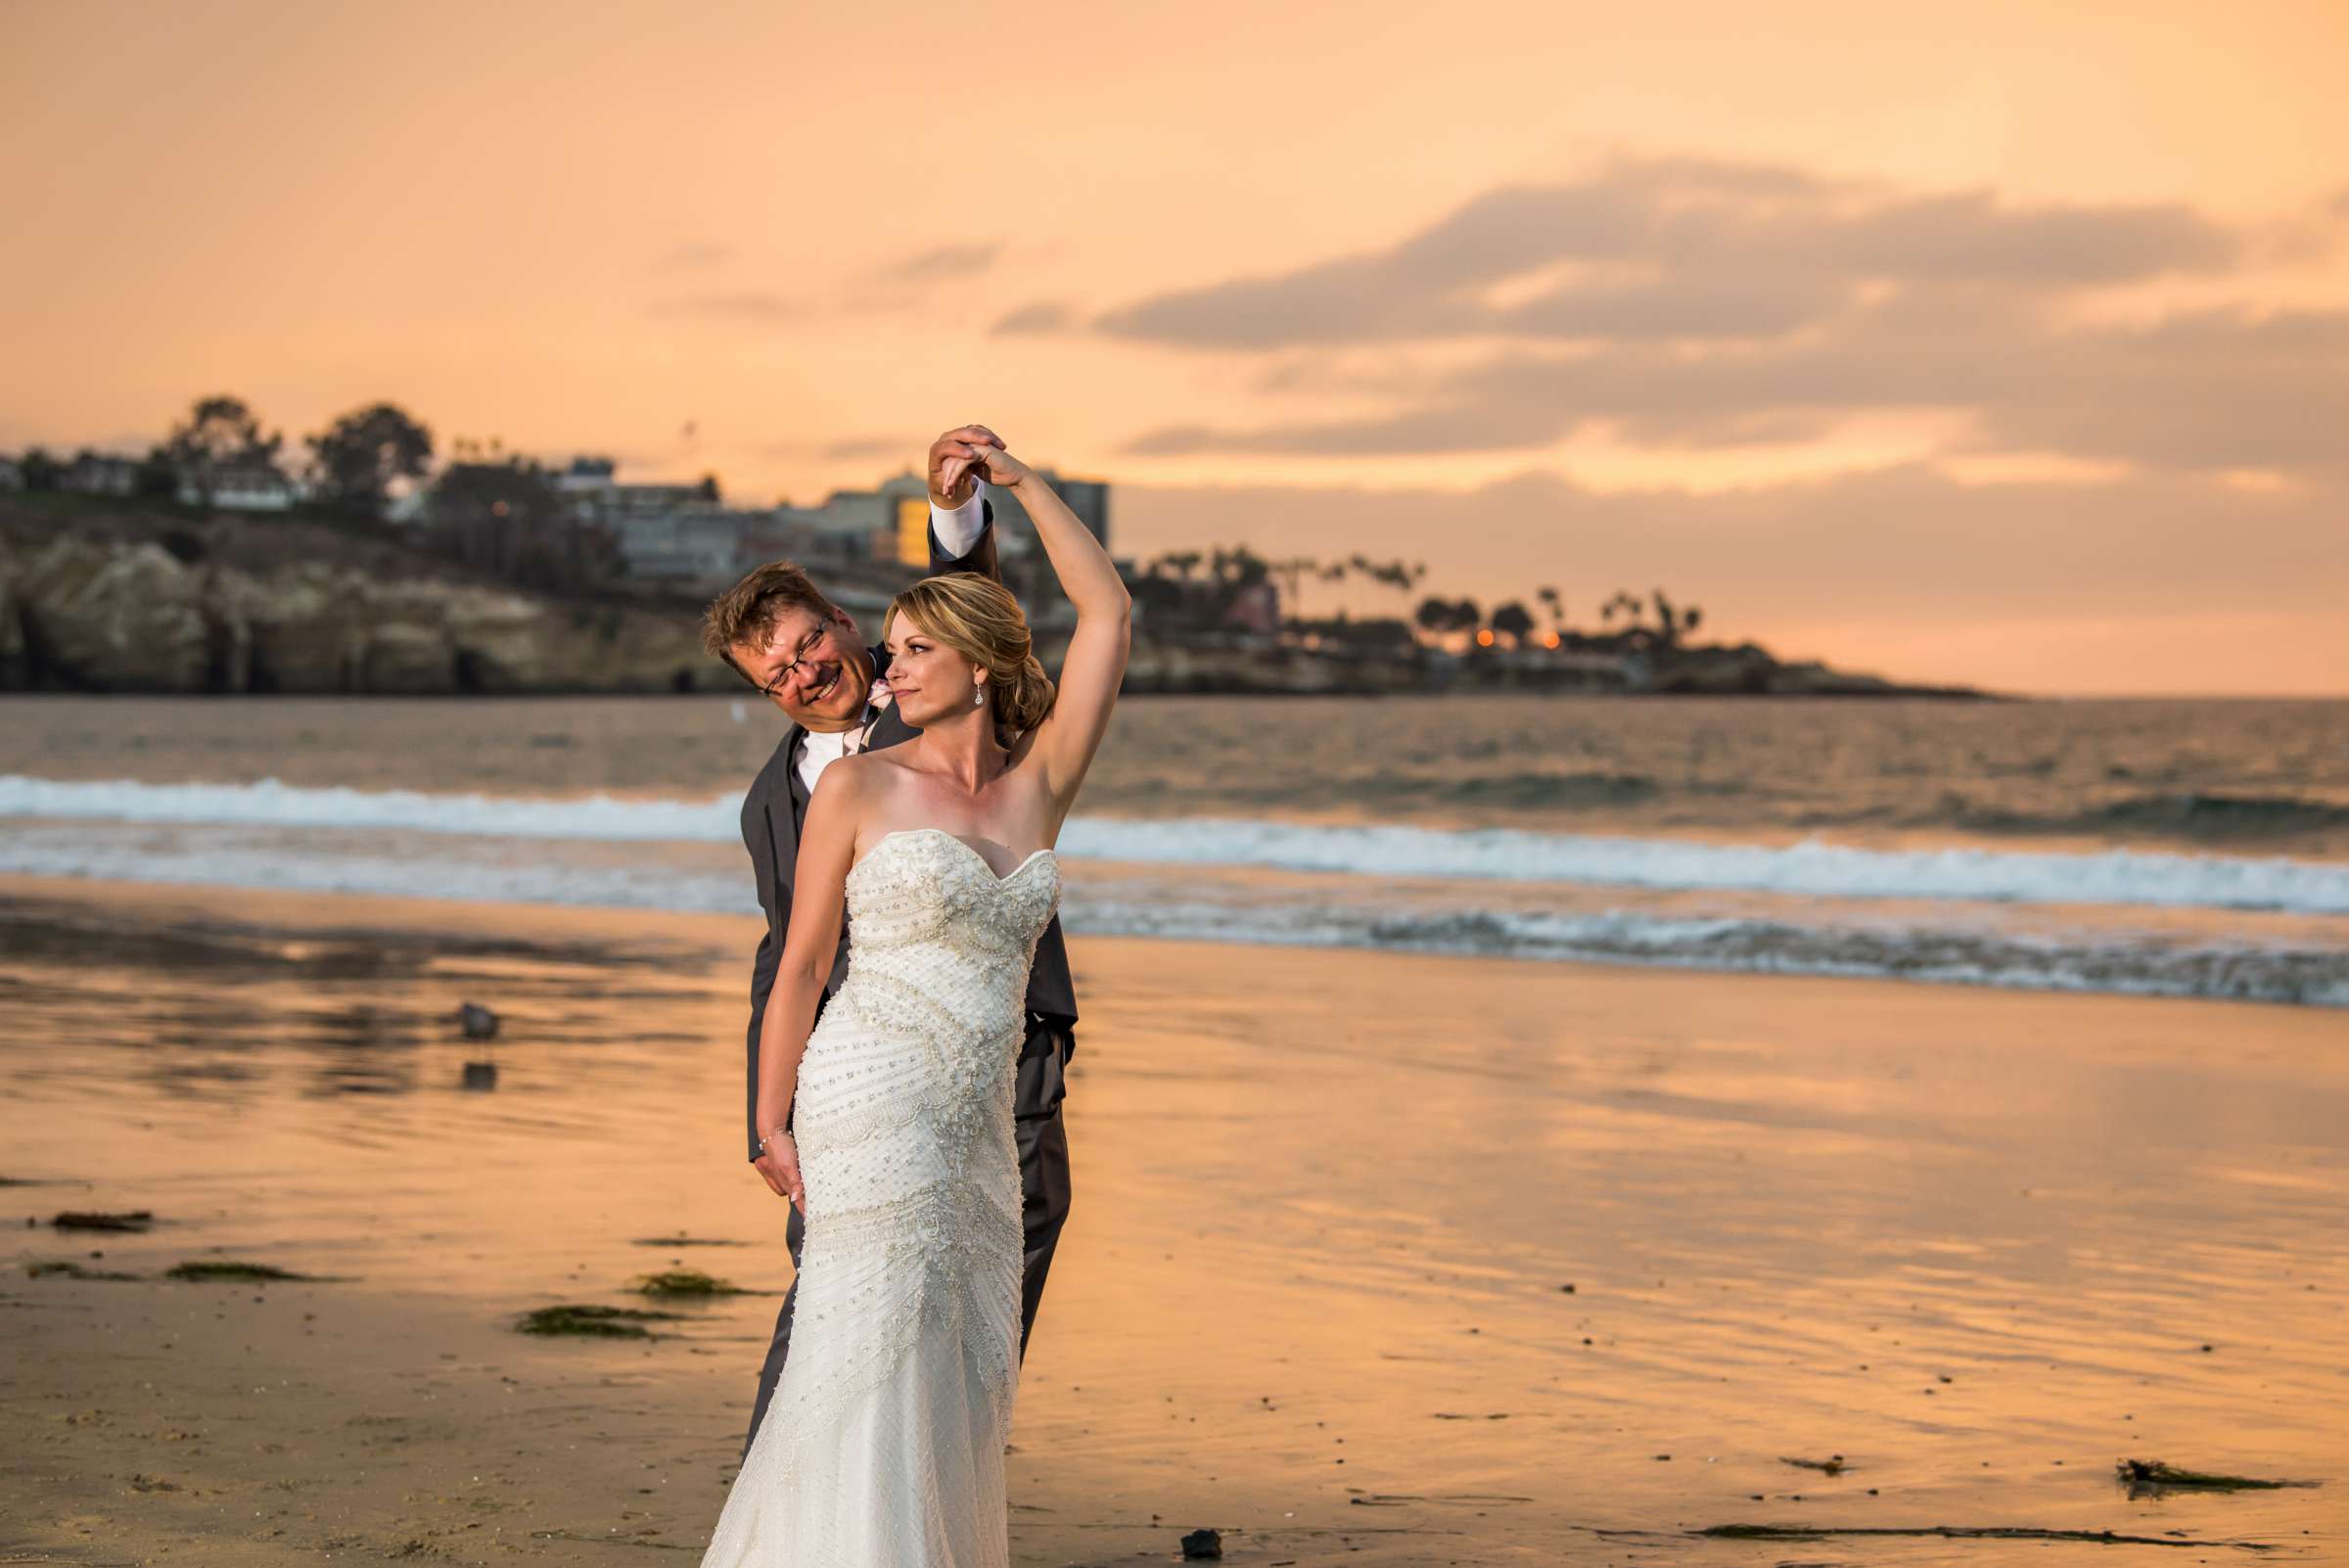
[{"xmin": 2, "ymin": 873, "xmax": 2342, "ymax": 1564}]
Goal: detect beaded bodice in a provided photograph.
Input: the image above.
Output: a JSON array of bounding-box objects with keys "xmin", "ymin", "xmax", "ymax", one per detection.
[
  {"xmin": 844, "ymin": 829, "xmax": 1061, "ymax": 986},
  {"xmin": 832, "ymin": 827, "xmax": 1061, "ymax": 1067},
  {"xmin": 792, "ymin": 827, "xmax": 1063, "ymax": 1175}
]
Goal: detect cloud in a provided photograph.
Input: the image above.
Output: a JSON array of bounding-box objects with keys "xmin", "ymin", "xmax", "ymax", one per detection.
[
  {"xmin": 1093, "ymin": 158, "xmax": 2238, "ymax": 351},
  {"xmin": 1116, "ymin": 463, "xmax": 2349, "ymax": 627},
  {"xmin": 1098, "ymin": 158, "xmax": 2339, "ymax": 476},
  {"xmin": 864, "ymin": 242, "xmax": 1002, "ymax": 285},
  {"xmin": 835, "ymin": 242, "xmax": 1006, "ymax": 313},
  {"xmin": 992, "ymin": 300, "xmax": 1075, "ymax": 335},
  {"xmin": 654, "ymin": 243, "xmax": 1001, "ymax": 322},
  {"xmin": 819, "ymin": 435, "xmax": 901, "ymax": 459},
  {"xmin": 651, "ymin": 241, "xmax": 735, "ymax": 274},
  {"xmin": 648, "ymin": 290, "xmax": 800, "ymax": 322},
  {"xmin": 1124, "ymin": 296, "xmax": 2349, "ymax": 472}
]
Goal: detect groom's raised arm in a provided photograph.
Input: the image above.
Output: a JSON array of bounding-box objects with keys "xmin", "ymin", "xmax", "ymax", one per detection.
[
  {"xmin": 928, "ymin": 484, "xmax": 1000, "ymax": 581},
  {"xmin": 925, "ymin": 424, "xmax": 1006, "ymax": 585}
]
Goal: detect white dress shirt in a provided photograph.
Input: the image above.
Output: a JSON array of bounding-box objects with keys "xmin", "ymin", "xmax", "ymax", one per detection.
[{"xmin": 791, "ymin": 484, "xmax": 990, "ymax": 800}]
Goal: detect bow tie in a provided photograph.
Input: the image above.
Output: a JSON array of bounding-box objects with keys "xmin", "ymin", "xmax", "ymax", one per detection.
[{"xmin": 841, "ymin": 680, "xmax": 895, "ymax": 757}]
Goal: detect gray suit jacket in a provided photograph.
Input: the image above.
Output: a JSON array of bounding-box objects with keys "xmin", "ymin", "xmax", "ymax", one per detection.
[{"xmin": 739, "ymin": 505, "xmax": 1079, "ymax": 1159}]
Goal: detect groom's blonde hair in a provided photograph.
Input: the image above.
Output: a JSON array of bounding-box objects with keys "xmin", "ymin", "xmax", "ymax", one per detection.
[
  {"xmin": 885, "ymin": 573, "xmax": 1056, "ymax": 737},
  {"xmin": 700, "ymin": 560, "xmax": 840, "ymax": 682}
]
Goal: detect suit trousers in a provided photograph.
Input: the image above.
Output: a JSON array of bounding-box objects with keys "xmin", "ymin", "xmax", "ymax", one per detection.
[{"xmin": 739, "ymin": 1020, "xmax": 1075, "ymax": 1462}]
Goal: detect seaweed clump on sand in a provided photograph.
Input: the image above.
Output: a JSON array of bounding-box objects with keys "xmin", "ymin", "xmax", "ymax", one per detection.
[
  {"xmin": 24, "ymin": 1259, "xmax": 143, "ymax": 1280},
  {"xmin": 1698, "ymin": 1522, "xmax": 2283, "ymax": 1547},
  {"xmin": 164, "ymin": 1260, "xmax": 321, "ymax": 1282},
  {"xmin": 517, "ymin": 1304, "xmax": 683, "ymax": 1339},
  {"xmin": 53, "ymin": 1210, "xmax": 155, "ymax": 1231},
  {"xmin": 629, "ymin": 1268, "xmax": 748, "ymax": 1298},
  {"xmin": 2117, "ymin": 1457, "xmax": 2319, "ymax": 1495}
]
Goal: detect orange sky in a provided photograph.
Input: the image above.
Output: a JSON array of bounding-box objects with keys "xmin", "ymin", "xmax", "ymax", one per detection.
[{"xmin": 4, "ymin": 0, "xmax": 2345, "ymax": 696}]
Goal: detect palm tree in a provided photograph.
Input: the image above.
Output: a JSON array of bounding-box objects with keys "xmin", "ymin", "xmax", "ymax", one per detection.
[
  {"xmin": 1320, "ymin": 560, "xmax": 1349, "ymax": 616},
  {"xmin": 1536, "ymin": 584, "xmax": 1565, "ymax": 636},
  {"xmin": 1270, "ymin": 554, "xmax": 1317, "ymax": 620}
]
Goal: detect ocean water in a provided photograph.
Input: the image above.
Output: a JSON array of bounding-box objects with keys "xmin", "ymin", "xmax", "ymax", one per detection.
[{"xmin": 3, "ymin": 692, "xmax": 2346, "ymax": 1006}]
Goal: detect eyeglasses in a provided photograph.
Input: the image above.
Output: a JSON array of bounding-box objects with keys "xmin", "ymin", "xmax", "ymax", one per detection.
[{"xmin": 753, "ymin": 624, "xmax": 830, "ymax": 700}]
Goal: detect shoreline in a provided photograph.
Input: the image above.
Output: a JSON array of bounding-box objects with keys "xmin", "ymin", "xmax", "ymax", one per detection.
[{"xmin": 3, "ymin": 874, "xmax": 2344, "ymax": 1563}]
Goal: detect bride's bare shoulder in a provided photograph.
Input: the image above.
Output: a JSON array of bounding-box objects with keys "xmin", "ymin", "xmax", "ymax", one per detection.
[{"xmin": 809, "ymin": 749, "xmax": 893, "ymax": 807}]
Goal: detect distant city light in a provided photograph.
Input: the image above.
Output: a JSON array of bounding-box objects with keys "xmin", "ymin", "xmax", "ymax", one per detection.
[
  {"xmin": 1543, "ymin": 631, "xmax": 1560, "ymax": 648},
  {"xmin": 1475, "ymin": 628, "xmax": 1495, "ymax": 647}
]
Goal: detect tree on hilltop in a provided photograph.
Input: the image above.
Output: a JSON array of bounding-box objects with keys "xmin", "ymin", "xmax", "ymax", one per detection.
[
  {"xmin": 305, "ymin": 402, "xmax": 433, "ymax": 520},
  {"xmin": 426, "ymin": 456, "xmax": 620, "ymax": 593},
  {"xmin": 135, "ymin": 445, "xmax": 179, "ymax": 500},
  {"xmin": 17, "ymin": 447, "xmax": 59, "ymax": 491},
  {"xmin": 164, "ymin": 395, "xmax": 285, "ymax": 509}
]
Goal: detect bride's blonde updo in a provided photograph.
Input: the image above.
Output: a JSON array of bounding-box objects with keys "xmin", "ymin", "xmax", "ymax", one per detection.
[{"xmin": 885, "ymin": 573, "xmax": 1056, "ymax": 737}]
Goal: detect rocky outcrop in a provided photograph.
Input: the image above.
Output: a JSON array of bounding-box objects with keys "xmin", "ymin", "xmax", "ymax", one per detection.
[
  {"xmin": 13, "ymin": 536, "xmax": 214, "ymax": 690},
  {"xmin": 0, "ymin": 526, "xmax": 710, "ymax": 695}
]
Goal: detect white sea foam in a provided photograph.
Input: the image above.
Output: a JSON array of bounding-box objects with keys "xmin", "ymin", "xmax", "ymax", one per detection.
[
  {"xmin": 0, "ymin": 774, "xmax": 741, "ymax": 842},
  {"xmin": 5, "ymin": 773, "xmax": 2347, "ymax": 913},
  {"xmin": 3, "ymin": 821, "xmax": 2342, "ymax": 1008}
]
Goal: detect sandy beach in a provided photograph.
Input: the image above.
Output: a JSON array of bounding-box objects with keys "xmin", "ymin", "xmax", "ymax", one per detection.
[{"xmin": 3, "ymin": 872, "xmax": 2343, "ymax": 1565}]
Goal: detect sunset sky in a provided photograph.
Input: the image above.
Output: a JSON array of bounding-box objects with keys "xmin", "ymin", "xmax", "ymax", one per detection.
[{"xmin": 4, "ymin": 0, "xmax": 2344, "ymax": 696}]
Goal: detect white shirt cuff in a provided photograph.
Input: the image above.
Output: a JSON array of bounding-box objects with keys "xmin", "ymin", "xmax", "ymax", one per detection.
[{"xmin": 929, "ymin": 481, "xmax": 989, "ymax": 559}]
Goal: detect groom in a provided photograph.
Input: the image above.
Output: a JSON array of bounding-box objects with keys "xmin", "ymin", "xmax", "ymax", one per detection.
[{"xmin": 701, "ymin": 425, "xmax": 1082, "ymax": 1460}]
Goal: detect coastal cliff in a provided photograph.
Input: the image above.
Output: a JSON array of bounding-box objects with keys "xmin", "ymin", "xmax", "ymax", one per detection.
[
  {"xmin": 0, "ymin": 502, "xmax": 1991, "ymax": 699},
  {"xmin": 0, "ymin": 504, "xmax": 709, "ymax": 695}
]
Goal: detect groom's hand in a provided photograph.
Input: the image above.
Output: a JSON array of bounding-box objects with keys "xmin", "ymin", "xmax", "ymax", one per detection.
[
  {"xmin": 929, "ymin": 425, "xmax": 1005, "ymax": 509},
  {"xmin": 754, "ymin": 1136, "xmax": 806, "ymax": 1214}
]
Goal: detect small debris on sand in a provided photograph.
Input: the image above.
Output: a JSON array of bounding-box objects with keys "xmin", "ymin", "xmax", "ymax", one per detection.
[
  {"xmin": 1782, "ymin": 1454, "xmax": 1847, "ymax": 1475},
  {"xmin": 1179, "ymin": 1526, "xmax": 1222, "ymax": 1559}
]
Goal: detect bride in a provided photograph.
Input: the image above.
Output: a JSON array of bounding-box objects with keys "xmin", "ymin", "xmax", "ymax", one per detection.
[{"xmin": 699, "ymin": 439, "xmax": 1130, "ymax": 1566}]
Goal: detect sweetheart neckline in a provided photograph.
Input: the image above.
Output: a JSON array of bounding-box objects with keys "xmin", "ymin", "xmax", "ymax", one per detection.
[{"xmin": 850, "ymin": 826, "xmax": 1057, "ymax": 887}]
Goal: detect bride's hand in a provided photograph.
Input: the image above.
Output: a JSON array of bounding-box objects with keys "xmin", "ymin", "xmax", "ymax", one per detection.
[
  {"xmin": 966, "ymin": 443, "xmax": 1034, "ymax": 491},
  {"xmin": 754, "ymin": 1133, "xmax": 806, "ymax": 1214}
]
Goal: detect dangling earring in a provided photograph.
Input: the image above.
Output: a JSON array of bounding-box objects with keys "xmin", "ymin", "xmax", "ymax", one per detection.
[{"xmin": 973, "ymin": 682, "xmax": 986, "ymax": 708}]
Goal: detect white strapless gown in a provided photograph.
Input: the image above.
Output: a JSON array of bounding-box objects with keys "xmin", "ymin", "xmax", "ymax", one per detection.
[{"xmin": 701, "ymin": 827, "xmax": 1062, "ymax": 1568}]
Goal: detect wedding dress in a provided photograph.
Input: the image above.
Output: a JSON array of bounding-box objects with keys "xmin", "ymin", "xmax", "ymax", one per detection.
[{"xmin": 702, "ymin": 826, "xmax": 1062, "ymax": 1568}]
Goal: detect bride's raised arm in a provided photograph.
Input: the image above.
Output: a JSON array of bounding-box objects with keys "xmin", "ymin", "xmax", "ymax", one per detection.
[{"xmin": 949, "ymin": 446, "xmax": 1130, "ymax": 818}]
